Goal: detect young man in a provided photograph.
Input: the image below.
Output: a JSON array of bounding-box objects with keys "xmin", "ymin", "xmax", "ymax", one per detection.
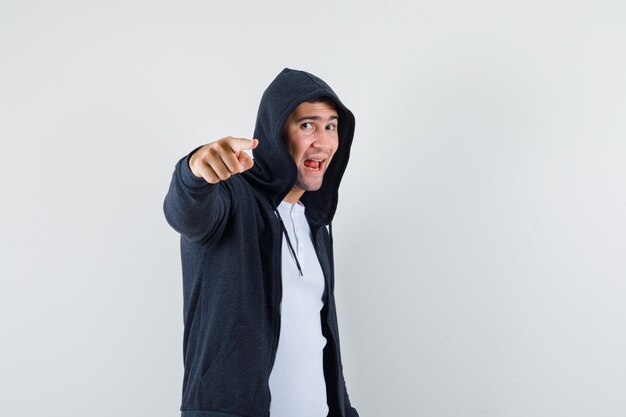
[{"xmin": 164, "ymin": 68, "xmax": 359, "ymax": 417}]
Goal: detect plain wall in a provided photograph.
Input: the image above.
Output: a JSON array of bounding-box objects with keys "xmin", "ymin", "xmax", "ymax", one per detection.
[{"xmin": 1, "ymin": 0, "xmax": 625, "ymax": 416}]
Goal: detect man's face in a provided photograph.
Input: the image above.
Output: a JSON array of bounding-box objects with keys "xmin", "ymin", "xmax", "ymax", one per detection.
[{"xmin": 283, "ymin": 100, "xmax": 339, "ymax": 193}]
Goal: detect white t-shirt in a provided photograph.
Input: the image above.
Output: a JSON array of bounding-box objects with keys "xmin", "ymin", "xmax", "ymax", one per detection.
[{"xmin": 268, "ymin": 200, "xmax": 328, "ymax": 417}]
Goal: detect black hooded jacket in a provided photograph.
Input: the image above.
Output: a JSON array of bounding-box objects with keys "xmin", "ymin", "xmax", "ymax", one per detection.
[{"xmin": 164, "ymin": 68, "xmax": 358, "ymax": 417}]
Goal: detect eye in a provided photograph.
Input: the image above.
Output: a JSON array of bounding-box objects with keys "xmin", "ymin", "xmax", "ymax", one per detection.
[
  {"xmin": 326, "ymin": 123, "xmax": 337, "ymax": 131},
  {"xmin": 301, "ymin": 122, "xmax": 314, "ymax": 130}
]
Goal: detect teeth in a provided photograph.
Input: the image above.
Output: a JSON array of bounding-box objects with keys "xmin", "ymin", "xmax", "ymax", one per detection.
[{"xmin": 304, "ymin": 158, "xmax": 324, "ymax": 171}]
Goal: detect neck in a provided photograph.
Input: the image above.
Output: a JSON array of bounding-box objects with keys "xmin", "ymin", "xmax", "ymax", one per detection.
[{"xmin": 283, "ymin": 186, "xmax": 305, "ymax": 205}]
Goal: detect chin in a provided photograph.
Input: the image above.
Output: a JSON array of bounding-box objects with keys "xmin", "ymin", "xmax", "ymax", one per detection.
[{"xmin": 295, "ymin": 178, "xmax": 323, "ymax": 192}]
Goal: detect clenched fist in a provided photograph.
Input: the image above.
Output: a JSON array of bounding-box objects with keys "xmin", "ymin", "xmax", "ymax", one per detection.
[{"xmin": 189, "ymin": 137, "xmax": 259, "ymax": 184}]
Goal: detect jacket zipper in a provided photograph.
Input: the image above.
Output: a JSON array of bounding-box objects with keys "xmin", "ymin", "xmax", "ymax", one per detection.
[{"xmin": 265, "ymin": 216, "xmax": 283, "ymax": 416}]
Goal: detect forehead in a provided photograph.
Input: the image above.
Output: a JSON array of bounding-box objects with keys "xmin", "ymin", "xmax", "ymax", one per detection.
[{"xmin": 288, "ymin": 101, "xmax": 338, "ymax": 120}]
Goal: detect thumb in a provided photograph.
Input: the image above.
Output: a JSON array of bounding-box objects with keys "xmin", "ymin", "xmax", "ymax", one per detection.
[{"xmin": 237, "ymin": 151, "xmax": 255, "ymax": 172}]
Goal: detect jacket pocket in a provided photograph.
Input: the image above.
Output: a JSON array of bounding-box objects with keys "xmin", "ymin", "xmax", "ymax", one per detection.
[
  {"xmin": 199, "ymin": 322, "xmax": 263, "ymax": 414},
  {"xmin": 199, "ymin": 322, "xmax": 244, "ymax": 383}
]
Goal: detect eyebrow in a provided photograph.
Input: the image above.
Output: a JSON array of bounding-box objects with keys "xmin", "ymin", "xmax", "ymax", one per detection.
[{"xmin": 295, "ymin": 115, "xmax": 339, "ymax": 123}]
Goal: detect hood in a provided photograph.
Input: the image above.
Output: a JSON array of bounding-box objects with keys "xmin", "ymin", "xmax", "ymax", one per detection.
[{"xmin": 242, "ymin": 68, "xmax": 356, "ymax": 228}]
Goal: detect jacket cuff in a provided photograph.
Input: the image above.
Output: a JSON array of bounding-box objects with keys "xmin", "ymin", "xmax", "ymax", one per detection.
[{"xmin": 179, "ymin": 146, "xmax": 211, "ymax": 189}]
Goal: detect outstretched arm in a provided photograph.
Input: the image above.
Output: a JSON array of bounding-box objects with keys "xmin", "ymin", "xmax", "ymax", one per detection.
[{"xmin": 163, "ymin": 137, "xmax": 258, "ymax": 242}]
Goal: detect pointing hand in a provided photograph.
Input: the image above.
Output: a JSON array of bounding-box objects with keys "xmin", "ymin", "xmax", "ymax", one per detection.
[{"xmin": 189, "ymin": 137, "xmax": 259, "ymax": 184}]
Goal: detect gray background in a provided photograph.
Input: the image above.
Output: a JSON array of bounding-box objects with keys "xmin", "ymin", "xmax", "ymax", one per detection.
[{"xmin": 1, "ymin": 0, "xmax": 625, "ymax": 416}]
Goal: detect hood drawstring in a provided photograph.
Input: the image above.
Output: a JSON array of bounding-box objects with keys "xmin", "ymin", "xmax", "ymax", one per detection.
[
  {"xmin": 273, "ymin": 204, "xmax": 304, "ymax": 277},
  {"xmin": 329, "ymin": 222, "xmax": 333, "ymax": 250}
]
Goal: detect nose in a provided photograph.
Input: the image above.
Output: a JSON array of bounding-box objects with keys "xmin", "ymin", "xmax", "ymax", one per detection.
[{"xmin": 312, "ymin": 131, "xmax": 335, "ymax": 153}]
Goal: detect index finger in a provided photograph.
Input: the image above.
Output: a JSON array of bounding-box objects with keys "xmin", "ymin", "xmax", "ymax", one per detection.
[{"xmin": 227, "ymin": 137, "xmax": 259, "ymax": 153}]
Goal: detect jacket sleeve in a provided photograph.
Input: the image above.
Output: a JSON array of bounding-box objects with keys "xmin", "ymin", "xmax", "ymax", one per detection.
[{"xmin": 163, "ymin": 147, "xmax": 231, "ymax": 243}]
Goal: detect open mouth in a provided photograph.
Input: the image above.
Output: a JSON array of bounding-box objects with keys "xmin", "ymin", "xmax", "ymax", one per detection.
[{"xmin": 304, "ymin": 159, "xmax": 325, "ymax": 171}]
